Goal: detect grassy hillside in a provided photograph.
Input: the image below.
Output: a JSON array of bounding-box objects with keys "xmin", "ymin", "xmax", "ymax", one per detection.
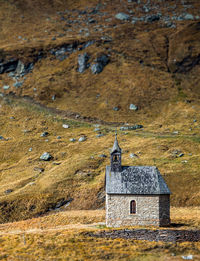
[
  {"xmin": 0, "ymin": 208, "xmax": 199, "ymax": 260},
  {"xmin": 0, "ymin": 0, "xmax": 200, "ymax": 223}
]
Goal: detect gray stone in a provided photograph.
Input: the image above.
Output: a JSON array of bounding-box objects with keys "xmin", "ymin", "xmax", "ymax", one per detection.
[
  {"xmin": 57, "ymin": 136, "xmax": 61, "ymax": 139},
  {"xmin": 52, "ymin": 95, "xmax": 56, "ymax": 101},
  {"xmin": 96, "ymin": 54, "xmax": 109, "ymax": 66},
  {"xmin": 69, "ymin": 138, "xmax": 76, "ymax": 142},
  {"xmin": 62, "ymin": 124, "xmax": 70, "ymax": 129},
  {"xmin": 120, "ymin": 125, "xmax": 143, "ymax": 131},
  {"xmin": 178, "ymin": 153, "xmax": 184, "ymax": 157},
  {"xmin": 113, "ymin": 107, "xmax": 119, "ymax": 111},
  {"xmin": 78, "ymin": 53, "xmax": 90, "ymax": 73},
  {"xmin": 91, "ymin": 63, "xmax": 103, "ymax": 74},
  {"xmin": 130, "ymin": 153, "xmax": 138, "ymax": 158},
  {"xmin": 40, "ymin": 152, "xmax": 52, "ymax": 161},
  {"xmin": 34, "ymin": 167, "xmax": 45, "ymax": 173},
  {"xmin": 146, "ymin": 14, "xmax": 160, "ymax": 22},
  {"xmin": 96, "ymin": 134, "xmax": 105, "ymax": 138},
  {"xmin": 4, "ymin": 189, "xmax": 13, "ymax": 194},
  {"xmin": 13, "ymin": 81, "xmax": 23, "ymax": 88},
  {"xmin": 40, "ymin": 132, "xmax": 49, "ymax": 137},
  {"xmin": 115, "ymin": 13, "xmax": 130, "ymax": 21},
  {"xmin": 181, "ymin": 255, "xmax": 193, "ymax": 260},
  {"xmin": 0, "ymin": 136, "xmax": 5, "ymax": 140},
  {"xmin": 79, "ymin": 136, "xmax": 86, "ymax": 142},
  {"xmin": 29, "ymin": 148, "xmax": 33, "ymax": 152},
  {"xmin": 94, "ymin": 128, "xmax": 101, "ymax": 132},
  {"xmin": 184, "ymin": 14, "xmax": 194, "ymax": 20},
  {"xmin": 3, "ymin": 85, "xmax": 10, "ymax": 90},
  {"xmin": 91, "ymin": 54, "xmax": 109, "ymax": 74},
  {"xmin": 129, "ymin": 104, "xmax": 138, "ymax": 111},
  {"xmin": 99, "ymin": 154, "xmax": 107, "ymax": 158},
  {"xmin": 15, "ymin": 60, "xmax": 25, "ymax": 75}
]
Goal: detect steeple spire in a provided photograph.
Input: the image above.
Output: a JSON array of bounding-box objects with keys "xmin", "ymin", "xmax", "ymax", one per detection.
[
  {"xmin": 110, "ymin": 132, "xmax": 122, "ymax": 172},
  {"xmin": 111, "ymin": 132, "xmax": 121, "ymax": 154}
]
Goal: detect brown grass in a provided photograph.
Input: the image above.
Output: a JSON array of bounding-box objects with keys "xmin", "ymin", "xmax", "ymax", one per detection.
[{"xmin": 0, "ymin": 208, "xmax": 199, "ymax": 261}]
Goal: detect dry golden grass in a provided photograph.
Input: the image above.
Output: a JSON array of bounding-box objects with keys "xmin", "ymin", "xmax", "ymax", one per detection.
[
  {"xmin": 0, "ymin": 96, "xmax": 200, "ymax": 222},
  {"xmin": 0, "ymin": 208, "xmax": 199, "ymax": 261}
]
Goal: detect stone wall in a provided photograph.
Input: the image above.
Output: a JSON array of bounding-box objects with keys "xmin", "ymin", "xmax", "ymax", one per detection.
[
  {"xmin": 106, "ymin": 194, "xmax": 170, "ymax": 227},
  {"xmin": 159, "ymin": 194, "xmax": 170, "ymax": 226}
]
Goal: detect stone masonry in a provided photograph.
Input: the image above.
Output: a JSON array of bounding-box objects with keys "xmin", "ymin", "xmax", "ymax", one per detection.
[{"xmin": 106, "ymin": 194, "xmax": 170, "ymax": 227}]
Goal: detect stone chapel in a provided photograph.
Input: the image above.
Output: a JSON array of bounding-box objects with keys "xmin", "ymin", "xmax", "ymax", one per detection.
[{"xmin": 105, "ymin": 134, "xmax": 171, "ymax": 227}]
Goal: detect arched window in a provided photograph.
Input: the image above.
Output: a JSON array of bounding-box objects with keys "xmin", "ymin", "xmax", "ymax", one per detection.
[
  {"xmin": 113, "ymin": 155, "xmax": 119, "ymax": 162},
  {"xmin": 130, "ymin": 200, "xmax": 136, "ymax": 214}
]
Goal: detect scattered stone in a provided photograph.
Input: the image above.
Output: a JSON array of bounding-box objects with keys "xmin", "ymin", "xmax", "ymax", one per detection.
[
  {"xmin": 178, "ymin": 153, "xmax": 184, "ymax": 157},
  {"xmin": 113, "ymin": 107, "xmax": 119, "ymax": 111},
  {"xmin": 182, "ymin": 160, "xmax": 188, "ymax": 163},
  {"xmin": 52, "ymin": 95, "xmax": 56, "ymax": 101},
  {"xmin": 3, "ymin": 85, "xmax": 10, "ymax": 90},
  {"xmin": 173, "ymin": 131, "xmax": 179, "ymax": 134},
  {"xmin": 115, "ymin": 13, "xmax": 130, "ymax": 21},
  {"xmin": 96, "ymin": 134, "xmax": 105, "ymax": 138},
  {"xmin": 13, "ymin": 81, "xmax": 23, "ymax": 88},
  {"xmin": 184, "ymin": 14, "xmax": 194, "ymax": 20},
  {"xmin": 129, "ymin": 104, "xmax": 138, "ymax": 111},
  {"xmin": 62, "ymin": 124, "xmax": 70, "ymax": 129},
  {"xmin": 78, "ymin": 53, "xmax": 90, "ymax": 73},
  {"xmin": 130, "ymin": 153, "xmax": 139, "ymax": 158},
  {"xmin": 91, "ymin": 63, "xmax": 103, "ymax": 74},
  {"xmin": 0, "ymin": 136, "xmax": 5, "ymax": 140},
  {"xmin": 91, "ymin": 54, "xmax": 109, "ymax": 74},
  {"xmin": 70, "ymin": 138, "xmax": 76, "ymax": 142},
  {"xmin": 10, "ymin": 116, "xmax": 15, "ymax": 120},
  {"xmin": 57, "ymin": 136, "xmax": 62, "ymax": 139},
  {"xmin": 29, "ymin": 148, "xmax": 33, "ymax": 152},
  {"xmin": 79, "ymin": 136, "xmax": 87, "ymax": 142},
  {"xmin": 120, "ymin": 125, "xmax": 143, "ymax": 131},
  {"xmin": 193, "ymin": 119, "xmax": 197, "ymax": 123},
  {"xmin": 99, "ymin": 154, "xmax": 107, "ymax": 158},
  {"xmin": 4, "ymin": 189, "xmax": 13, "ymax": 194},
  {"xmin": 146, "ymin": 14, "xmax": 160, "ymax": 22},
  {"xmin": 181, "ymin": 255, "xmax": 193, "ymax": 260},
  {"xmin": 15, "ymin": 60, "xmax": 25, "ymax": 76},
  {"xmin": 94, "ymin": 128, "xmax": 101, "ymax": 132},
  {"xmin": 0, "ymin": 60, "xmax": 18, "ymax": 74},
  {"xmin": 40, "ymin": 132, "xmax": 49, "ymax": 137},
  {"xmin": 40, "ymin": 152, "xmax": 52, "ymax": 161},
  {"xmin": 34, "ymin": 167, "xmax": 44, "ymax": 173}
]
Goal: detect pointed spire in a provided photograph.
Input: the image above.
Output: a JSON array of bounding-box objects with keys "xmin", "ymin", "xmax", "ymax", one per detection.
[{"xmin": 111, "ymin": 132, "xmax": 121, "ymax": 154}]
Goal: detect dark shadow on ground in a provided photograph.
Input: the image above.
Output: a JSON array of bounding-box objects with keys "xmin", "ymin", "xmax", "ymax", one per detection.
[{"xmin": 85, "ymin": 229, "xmax": 200, "ymax": 242}]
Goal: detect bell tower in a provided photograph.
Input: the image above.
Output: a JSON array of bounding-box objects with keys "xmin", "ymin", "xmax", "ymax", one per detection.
[{"xmin": 110, "ymin": 133, "xmax": 122, "ymax": 172}]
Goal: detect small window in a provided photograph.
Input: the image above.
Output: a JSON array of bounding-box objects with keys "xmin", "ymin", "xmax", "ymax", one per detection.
[
  {"xmin": 130, "ymin": 200, "xmax": 136, "ymax": 214},
  {"xmin": 113, "ymin": 155, "xmax": 119, "ymax": 162}
]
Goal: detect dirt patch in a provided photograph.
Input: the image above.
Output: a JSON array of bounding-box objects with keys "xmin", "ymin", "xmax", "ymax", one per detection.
[{"xmin": 86, "ymin": 229, "xmax": 200, "ymax": 243}]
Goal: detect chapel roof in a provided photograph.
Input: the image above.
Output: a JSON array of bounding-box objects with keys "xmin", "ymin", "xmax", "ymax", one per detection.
[
  {"xmin": 106, "ymin": 166, "xmax": 171, "ymax": 195},
  {"xmin": 110, "ymin": 134, "xmax": 121, "ymax": 154}
]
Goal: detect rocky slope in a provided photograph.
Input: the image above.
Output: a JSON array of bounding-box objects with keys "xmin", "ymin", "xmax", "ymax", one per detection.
[{"xmin": 0, "ymin": 0, "xmax": 200, "ymax": 222}]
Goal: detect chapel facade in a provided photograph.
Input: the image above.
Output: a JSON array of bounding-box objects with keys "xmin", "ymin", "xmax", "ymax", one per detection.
[{"xmin": 105, "ymin": 134, "xmax": 171, "ymax": 227}]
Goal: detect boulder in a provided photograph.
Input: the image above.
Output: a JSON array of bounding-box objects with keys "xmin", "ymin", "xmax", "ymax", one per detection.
[
  {"xmin": 91, "ymin": 63, "xmax": 103, "ymax": 74},
  {"xmin": 79, "ymin": 136, "xmax": 87, "ymax": 142},
  {"xmin": 120, "ymin": 125, "xmax": 143, "ymax": 131},
  {"xmin": 91, "ymin": 54, "xmax": 109, "ymax": 74},
  {"xmin": 78, "ymin": 53, "xmax": 90, "ymax": 73},
  {"xmin": 40, "ymin": 152, "xmax": 52, "ymax": 161},
  {"xmin": 115, "ymin": 13, "xmax": 130, "ymax": 21},
  {"xmin": 129, "ymin": 104, "xmax": 138, "ymax": 111},
  {"xmin": 40, "ymin": 132, "xmax": 49, "ymax": 137},
  {"xmin": 62, "ymin": 124, "xmax": 70, "ymax": 129}
]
